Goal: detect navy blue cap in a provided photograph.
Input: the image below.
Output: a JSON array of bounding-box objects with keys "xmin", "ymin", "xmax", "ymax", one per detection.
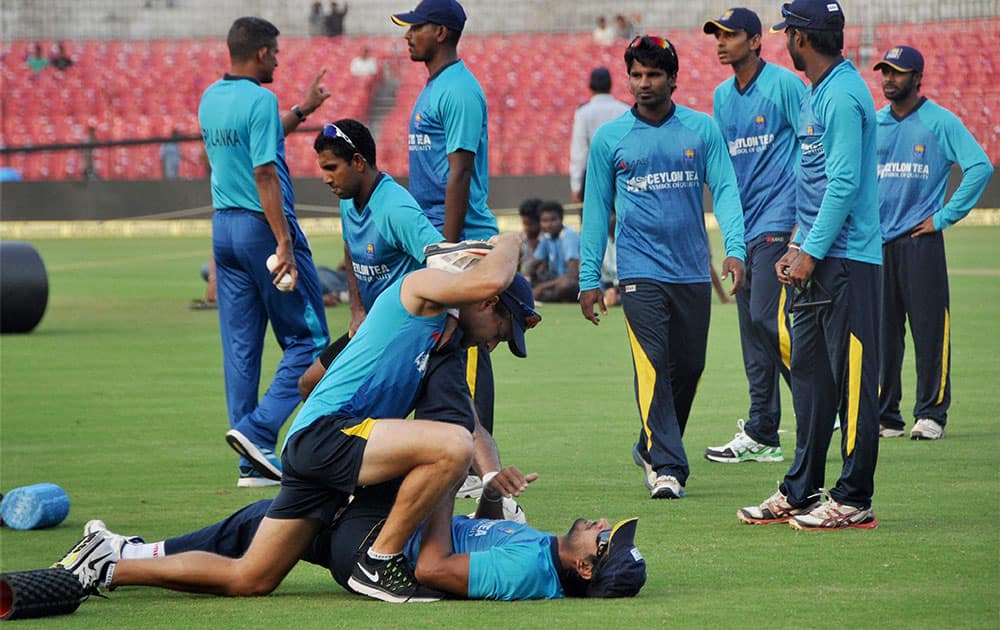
[
  {"xmin": 497, "ymin": 273, "xmax": 540, "ymax": 358},
  {"xmin": 391, "ymin": 0, "xmax": 466, "ymax": 32},
  {"xmin": 873, "ymin": 45, "xmax": 924, "ymax": 73},
  {"xmin": 771, "ymin": 0, "xmax": 845, "ymax": 32},
  {"xmin": 587, "ymin": 518, "xmax": 646, "ymax": 598},
  {"xmin": 703, "ymin": 8, "xmax": 762, "ymax": 37}
]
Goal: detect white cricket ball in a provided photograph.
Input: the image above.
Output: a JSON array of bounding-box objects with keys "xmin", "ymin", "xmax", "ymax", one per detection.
[{"xmin": 265, "ymin": 254, "xmax": 294, "ymax": 292}]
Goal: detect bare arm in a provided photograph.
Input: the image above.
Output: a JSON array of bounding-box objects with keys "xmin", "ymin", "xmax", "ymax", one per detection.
[
  {"xmin": 413, "ymin": 494, "xmax": 470, "ymax": 596},
  {"xmin": 401, "ymin": 232, "xmax": 523, "ymax": 317},
  {"xmin": 280, "ymin": 69, "xmax": 330, "ymax": 136},
  {"xmin": 443, "ymin": 149, "xmax": 475, "ymax": 242},
  {"xmin": 342, "ymin": 243, "xmax": 366, "ymax": 336},
  {"xmin": 254, "ymin": 163, "xmax": 295, "ymax": 289}
]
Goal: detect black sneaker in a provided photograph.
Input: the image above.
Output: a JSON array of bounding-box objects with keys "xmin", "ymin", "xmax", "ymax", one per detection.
[{"xmin": 347, "ymin": 553, "xmax": 444, "ymax": 603}]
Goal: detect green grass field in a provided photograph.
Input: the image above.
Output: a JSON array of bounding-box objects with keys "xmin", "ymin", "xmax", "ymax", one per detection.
[{"xmin": 1, "ymin": 227, "xmax": 998, "ymax": 628}]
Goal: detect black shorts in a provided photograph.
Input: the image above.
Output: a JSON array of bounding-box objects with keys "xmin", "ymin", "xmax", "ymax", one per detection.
[
  {"xmin": 265, "ymin": 413, "xmax": 374, "ymax": 524},
  {"xmin": 318, "ymin": 332, "xmax": 351, "ymax": 368}
]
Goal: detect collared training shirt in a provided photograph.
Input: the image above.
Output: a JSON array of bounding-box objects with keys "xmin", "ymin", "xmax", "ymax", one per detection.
[
  {"xmin": 792, "ymin": 60, "xmax": 880, "ymax": 264},
  {"xmin": 199, "ymin": 75, "xmax": 295, "ymax": 216},
  {"xmin": 283, "ymin": 278, "xmax": 446, "ymax": 445},
  {"xmin": 570, "ymin": 93, "xmax": 631, "ymax": 195},
  {"xmin": 340, "ymin": 173, "xmax": 443, "ymax": 311},
  {"xmin": 713, "ymin": 60, "xmax": 804, "ymax": 241},
  {"xmin": 403, "ymin": 516, "xmax": 563, "ymax": 600},
  {"xmin": 408, "ymin": 60, "xmax": 497, "ymax": 240},
  {"xmin": 579, "ymin": 105, "xmax": 746, "ymax": 290},
  {"xmin": 533, "ymin": 225, "xmax": 581, "ymax": 276},
  {"xmin": 876, "ymin": 98, "xmax": 994, "ymax": 241}
]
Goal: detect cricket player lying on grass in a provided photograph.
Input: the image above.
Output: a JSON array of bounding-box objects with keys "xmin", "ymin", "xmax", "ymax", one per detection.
[{"xmin": 66, "ymin": 467, "xmax": 645, "ymax": 601}]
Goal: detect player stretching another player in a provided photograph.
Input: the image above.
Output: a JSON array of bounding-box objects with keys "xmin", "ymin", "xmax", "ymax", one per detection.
[
  {"xmin": 873, "ymin": 46, "xmax": 994, "ymax": 441},
  {"xmin": 739, "ymin": 0, "xmax": 882, "ymax": 530},
  {"xmin": 702, "ymin": 8, "xmax": 804, "ymax": 464},
  {"xmin": 578, "ymin": 35, "xmax": 746, "ymax": 500},
  {"xmin": 56, "ymin": 233, "xmax": 540, "ymax": 603}
]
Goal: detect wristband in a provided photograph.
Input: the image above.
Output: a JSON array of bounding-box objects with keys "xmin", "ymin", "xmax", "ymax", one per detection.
[
  {"xmin": 447, "ymin": 308, "xmax": 460, "ymax": 320},
  {"xmin": 788, "ymin": 244, "xmax": 801, "ymax": 251},
  {"xmin": 482, "ymin": 471, "xmax": 498, "ymax": 486},
  {"xmin": 291, "ymin": 105, "xmax": 306, "ymax": 122}
]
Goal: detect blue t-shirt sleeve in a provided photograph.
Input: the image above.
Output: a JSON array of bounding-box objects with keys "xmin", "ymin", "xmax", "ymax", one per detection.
[
  {"xmin": 533, "ymin": 238, "xmax": 550, "ymax": 261},
  {"xmin": 248, "ymin": 91, "xmax": 280, "ymax": 169},
  {"xmin": 376, "ymin": 192, "xmax": 444, "ymax": 262},
  {"xmin": 467, "ymin": 544, "xmax": 562, "ymax": 600},
  {"xmin": 579, "ymin": 124, "xmax": 619, "ymax": 291},
  {"xmin": 702, "ymin": 118, "xmax": 746, "ymax": 261},
  {"xmin": 561, "ymin": 228, "xmax": 581, "ymax": 261},
  {"xmin": 801, "ymin": 91, "xmax": 866, "ymax": 260},
  {"xmin": 930, "ymin": 110, "xmax": 994, "ymax": 231},
  {"xmin": 779, "ymin": 72, "xmax": 807, "ymax": 133},
  {"xmin": 440, "ymin": 85, "xmax": 485, "ymax": 156}
]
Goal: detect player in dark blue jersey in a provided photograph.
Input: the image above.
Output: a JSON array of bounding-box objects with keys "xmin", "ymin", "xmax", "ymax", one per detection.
[
  {"xmin": 739, "ymin": 0, "xmax": 881, "ymax": 530},
  {"xmin": 579, "ymin": 35, "xmax": 747, "ymax": 500},
  {"xmin": 199, "ymin": 17, "xmax": 332, "ymax": 488},
  {"xmin": 872, "ymin": 46, "xmax": 994, "ymax": 442},
  {"xmin": 702, "ymin": 8, "xmax": 805, "ymax": 465},
  {"xmin": 71, "ymin": 468, "xmax": 646, "ymax": 601},
  {"xmin": 61, "ymin": 234, "xmax": 541, "ymax": 604}
]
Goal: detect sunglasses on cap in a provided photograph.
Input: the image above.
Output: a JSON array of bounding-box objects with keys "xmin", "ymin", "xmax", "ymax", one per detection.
[
  {"xmin": 629, "ymin": 35, "xmax": 671, "ymax": 50},
  {"xmin": 780, "ymin": 4, "xmax": 813, "ymax": 25},
  {"xmin": 596, "ymin": 529, "xmax": 612, "ymax": 560},
  {"xmin": 322, "ymin": 123, "xmax": 357, "ymax": 150}
]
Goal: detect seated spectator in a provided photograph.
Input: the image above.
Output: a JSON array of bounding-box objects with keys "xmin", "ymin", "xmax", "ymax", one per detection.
[
  {"xmin": 349, "ymin": 47, "xmax": 378, "ymax": 78},
  {"xmin": 613, "ymin": 14, "xmax": 635, "ymax": 40},
  {"xmin": 26, "ymin": 42, "xmax": 48, "ymax": 73},
  {"xmin": 308, "ymin": 2, "xmax": 325, "ymax": 36},
  {"xmin": 601, "ymin": 210, "xmax": 619, "ymax": 307},
  {"xmin": 592, "ymin": 16, "xmax": 614, "ymax": 47},
  {"xmin": 49, "ymin": 42, "xmax": 73, "ymax": 71},
  {"xmin": 518, "ymin": 198, "xmax": 542, "ymax": 274},
  {"xmin": 527, "ymin": 201, "xmax": 580, "ymax": 303}
]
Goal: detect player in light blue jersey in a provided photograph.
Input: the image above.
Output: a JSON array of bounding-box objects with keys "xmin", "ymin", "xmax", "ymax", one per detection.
[
  {"xmin": 740, "ymin": 0, "xmax": 881, "ymax": 531},
  {"xmin": 872, "ymin": 46, "xmax": 993, "ymax": 441},
  {"xmin": 295, "ymin": 119, "xmax": 443, "ymax": 399},
  {"xmin": 76, "ymin": 234, "xmax": 541, "ymax": 604},
  {"xmin": 75, "ymin": 467, "xmax": 646, "ymax": 601},
  {"xmin": 392, "ymin": 0, "xmax": 499, "ymax": 490},
  {"xmin": 527, "ymin": 201, "xmax": 581, "ymax": 302},
  {"xmin": 579, "ymin": 35, "xmax": 747, "ymax": 501},
  {"xmin": 199, "ymin": 17, "xmax": 331, "ymax": 489},
  {"xmin": 702, "ymin": 8, "xmax": 805, "ymax": 465}
]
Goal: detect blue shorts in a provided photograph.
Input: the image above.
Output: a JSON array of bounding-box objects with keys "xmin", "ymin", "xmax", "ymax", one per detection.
[{"xmin": 266, "ymin": 413, "xmax": 373, "ymax": 524}]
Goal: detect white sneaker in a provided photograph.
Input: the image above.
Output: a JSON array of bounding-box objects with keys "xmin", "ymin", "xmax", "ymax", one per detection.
[
  {"xmin": 466, "ymin": 496, "xmax": 527, "ymax": 524},
  {"xmin": 911, "ymin": 418, "xmax": 944, "ymax": 440},
  {"xmin": 456, "ymin": 474, "xmax": 483, "ymax": 499},
  {"xmin": 632, "ymin": 443, "xmax": 657, "ymax": 491},
  {"xmin": 650, "ymin": 475, "xmax": 685, "ymax": 499},
  {"xmin": 84, "ymin": 519, "xmax": 144, "ymax": 560},
  {"xmin": 54, "ymin": 532, "xmax": 117, "ymax": 591},
  {"xmin": 704, "ymin": 419, "xmax": 784, "ymax": 463},
  {"xmin": 789, "ymin": 492, "xmax": 878, "ymax": 530},
  {"xmin": 879, "ymin": 425, "xmax": 905, "ymax": 438},
  {"xmin": 738, "ymin": 488, "xmax": 817, "ymax": 525}
]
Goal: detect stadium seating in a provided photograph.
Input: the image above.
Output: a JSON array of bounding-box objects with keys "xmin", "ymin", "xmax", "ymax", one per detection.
[{"xmin": 1, "ymin": 20, "xmax": 996, "ymax": 181}]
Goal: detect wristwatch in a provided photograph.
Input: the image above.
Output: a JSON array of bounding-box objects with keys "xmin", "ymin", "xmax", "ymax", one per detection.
[{"xmin": 291, "ymin": 105, "xmax": 306, "ymax": 122}]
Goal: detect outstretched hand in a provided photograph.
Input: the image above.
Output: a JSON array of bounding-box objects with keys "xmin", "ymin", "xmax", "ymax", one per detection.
[
  {"xmin": 301, "ymin": 68, "xmax": 331, "ymax": 115},
  {"xmin": 483, "ymin": 466, "xmax": 538, "ymax": 499}
]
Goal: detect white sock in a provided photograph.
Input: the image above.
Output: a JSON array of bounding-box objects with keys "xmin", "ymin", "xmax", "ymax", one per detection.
[
  {"xmin": 121, "ymin": 541, "xmax": 164, "ymax": 560},
  {"xmin": 366, "ymin": 548, "xmax": 396, "ymax": 561}
]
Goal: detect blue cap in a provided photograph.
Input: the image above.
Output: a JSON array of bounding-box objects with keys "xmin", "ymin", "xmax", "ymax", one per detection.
[
  {"xmin": 391, "ymin": 0, "xmax": 466, "ymax": 32},
  {"xmin": 703, "ymin": 8, "xmax": 762, "ymax": 38},
  {"xmin": 587, "ymin": 518, "xmax": 646, "ymax": 597},
  {"xmin": 771, "ymin": 0, "xmax": 845, "ymax": 32},
  {"xmin": 873, "ymin": 46, "xmax": 924, "ymax": 73},
  {"xmin": 497, "ymin": 273, "xmax": 540, "ymax": 358}
]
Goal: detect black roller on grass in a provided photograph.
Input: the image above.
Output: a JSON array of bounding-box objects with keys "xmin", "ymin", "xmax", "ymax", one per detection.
[{"xmin": 0, "ymin": 241, "xmax": 48, "ymax": 334}]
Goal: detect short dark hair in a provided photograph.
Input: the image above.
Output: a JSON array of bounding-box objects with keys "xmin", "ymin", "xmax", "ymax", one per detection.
[
  {"xmin": 227, "ymin": 17, "xmax": 280, "ymax": 61},
  {"xmin": 444, "ymin": 27, "xmax": 462, "ymax": 47},
  {"xmin": 519, "ymin": 198, "xmax": 542, "ymax": 221},
  {"xmin": 624, "ymin": 36, "xmax": 679, "ymax": 76},
  {"xmin": 538, "ymin": 201, "xmax": 564, "ymax": 219},
  {"xmin": 789, "ymin": 26, "xmax": 843, "ymax": 57},
  {"xmin": 313, "ymin": 119, "xmax": 377, "ymax": 165}
]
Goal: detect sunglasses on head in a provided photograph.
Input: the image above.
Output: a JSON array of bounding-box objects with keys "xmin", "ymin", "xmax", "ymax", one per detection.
[
  {"xmin": 789, "ymin": 278, "xmax": 833, "ymax": 312},
  {"xmin": 629, "ymin": 35, "xmax": 671, "ymax": 50},
  {"xmin": 322, "ymin": 123, "xmax": 357, "ymax": 150}
]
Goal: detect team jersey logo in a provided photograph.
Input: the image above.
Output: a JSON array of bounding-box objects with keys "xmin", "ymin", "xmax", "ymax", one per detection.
[
  {"xmin": 618, "ymin": 160, "xmax": 628, "ymax": 171},
  {"xmin": 365, "ymin": 242, "xmax": 375, "ymax": 259},
  {"xmin": 754, "ymin": 114, "xmax": 766, "ymax": 127},
  {"xmin": 806, "ymin": 124, "xmax": 815, "ymax": 135},
  {"xmin": 913, "ymin": 144, "xmax": 926, "ymax": 158},
  {"xmin": 414, "ymin": 112, "xmax": 422, "ymax": 124},
  {"xmin": 683, "ymin": 148, "xmax": 696, "ymax": 161}
]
